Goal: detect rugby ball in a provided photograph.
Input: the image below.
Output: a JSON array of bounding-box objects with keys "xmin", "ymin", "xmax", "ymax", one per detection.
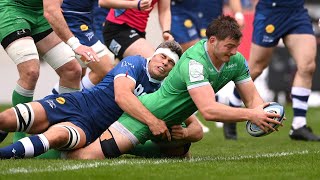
[{"xmin": 246, "ymin": 102, "xmax": 285, "ymax": 137}]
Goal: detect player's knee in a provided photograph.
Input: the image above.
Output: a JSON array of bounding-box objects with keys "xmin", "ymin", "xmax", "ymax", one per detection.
[
  {"xmin": 52, "ymin": 125, "xmax": 81, "ymax": 150},
  {"xmin": 5, "ymin": 38, "xmax": 39, "ymax": 65},
  {"xmin": 12, "ymin": 103, "xmax": 35, "ymax": 132},
  {"xmin": 57, "ymin": 60, "xmax": 82, "ymax": 82},
  {"xmin": 20, "ymin": 66, "xmax": 40, "ymax": 83},
  {"xmin": 297, "ymin": 61, "xmax": 316, "ymax": 76},
  {"xmin": 99, "ymin": 131, "xmax": 121, "ymax": 159}
]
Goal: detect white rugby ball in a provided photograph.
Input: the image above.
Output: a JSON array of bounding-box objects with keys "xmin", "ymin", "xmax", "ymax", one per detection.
[{"xmin": 246, "ymin": 102, "xmax": 285, "ymax": 137}]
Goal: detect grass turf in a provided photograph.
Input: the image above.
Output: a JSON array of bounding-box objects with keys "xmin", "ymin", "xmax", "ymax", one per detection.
[{"xmin": 0, "ymin": 104, "xmax": 320, "ymax": 179}]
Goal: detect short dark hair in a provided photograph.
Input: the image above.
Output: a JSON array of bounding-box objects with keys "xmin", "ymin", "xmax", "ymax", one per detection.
[
  {"xmin": 156, "ymin": 40, "xmax": 183, "ymax": 58},
  {"xmin": 206, "ymin": 15, "xmax": 242, "ymax": 41}
]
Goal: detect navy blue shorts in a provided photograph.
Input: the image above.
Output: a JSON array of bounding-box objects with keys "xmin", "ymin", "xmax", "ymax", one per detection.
[
  {"xmin": 252, "ymin": 5, "xmax": 314, "ymax": 47},
  {"xmin": 38, "ymin": 93, "xmax": 95, "ymax": 145},
  {"xmin": 171, "ymin": 0, "xmax": 222, "ymax": 44},
  {"xmin": 63, "ymin": 11, "xmax": 100, "ymax": 46}
]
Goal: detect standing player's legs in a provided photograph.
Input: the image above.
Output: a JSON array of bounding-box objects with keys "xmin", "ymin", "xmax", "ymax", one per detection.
[
  {"xmin": 31, "ymin": 31, "xmax": 82, "ymax": 158},
  {"xmin": 284, "ymin": 34, "xmax": 319, "ymax": 141},
  {"xmin": 2, "ymin": 34, "xmax": 41, "ymax": 142}
]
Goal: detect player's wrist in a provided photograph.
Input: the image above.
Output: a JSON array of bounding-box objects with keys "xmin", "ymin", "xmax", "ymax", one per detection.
[{"xmin": 67, "ymin": 36, "xmax": 81, "ymax": 50}]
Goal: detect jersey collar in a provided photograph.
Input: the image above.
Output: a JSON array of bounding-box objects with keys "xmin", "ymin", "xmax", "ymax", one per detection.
[{"xmin": 203, "ymin": 41, "xmax": 225, "ymax": 72}]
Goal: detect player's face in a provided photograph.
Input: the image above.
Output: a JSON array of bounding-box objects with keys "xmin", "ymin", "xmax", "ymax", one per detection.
[
  {"xmin": 149, "ymin": 53, "xmax": 175, "ymax": 80},
  {"xmin": 212, "ymin": 37, "xmax": 240, "ymax": 63}
]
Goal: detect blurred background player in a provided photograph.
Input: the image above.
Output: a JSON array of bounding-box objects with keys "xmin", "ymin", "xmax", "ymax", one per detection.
[
  {"xmin": 99, "ymin": 0, "xmax": 174, "ymax": 60},
  {"xmin": 170, "ymin": 0, "xmax": 245, "ymax": 133},
  {"xmin": 0, "ymin": 0, "xmax": 87, "ymax": 144},
  {"xmin": 227, "ymin": 0, "xmax": 320, "ymax": 141},
  {"xmin": 50, "ymin": 0, "xmax": 115, "ymax": 93}
]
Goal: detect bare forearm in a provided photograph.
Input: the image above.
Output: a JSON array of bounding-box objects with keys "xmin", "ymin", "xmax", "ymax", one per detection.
[
  {"xmin": 43, "ymin": 0, "xmax": 73, "ymax": 42},
  {"xmin": 117, "ymin": 93, "xmax": 158, "ymax": 126},
  {"xmin": 201, "ymin": 102, "xmax": 254, "ymax": 122},
  {"xmin": 183, "ymin": 116, "xmax": 203, "ymax": 142}
]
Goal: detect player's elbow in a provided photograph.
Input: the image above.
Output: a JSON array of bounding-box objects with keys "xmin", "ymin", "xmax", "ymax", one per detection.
[
  {"xmin": 192, "ymin": 128, "xmax": 204, "ymax": 142},
  {"xmin": 200, "ymin": 110, "xmax": 221, "ymax": 122},
  {"xmin": 43, "ymin": 6, "xmax": 56, "ymax": 22}
]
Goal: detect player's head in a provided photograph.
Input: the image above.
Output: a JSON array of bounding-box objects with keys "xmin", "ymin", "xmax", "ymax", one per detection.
[
  {"xmin": 206, "ymin": 15, "xmax": 242, "ymax": 63},
  {"xmin": 149, "ymin": 41, "xmax": 183, "ymax": 80}
]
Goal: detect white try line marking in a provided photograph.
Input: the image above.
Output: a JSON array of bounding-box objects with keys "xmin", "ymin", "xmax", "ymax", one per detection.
[{"xmin": 1, "ymin": 150, "xmax": 318, "ymax": 175}]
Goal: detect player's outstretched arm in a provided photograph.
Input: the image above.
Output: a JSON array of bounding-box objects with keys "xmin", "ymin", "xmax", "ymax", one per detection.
[{"xmin": 188, "ymin": 84, "xmax": 280, "ymax": 132}]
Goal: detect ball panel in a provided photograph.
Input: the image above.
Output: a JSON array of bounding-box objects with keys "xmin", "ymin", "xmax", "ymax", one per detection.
[{"xmin": 246, "ymin": 102, "xmax": 285, "ymax": 137}]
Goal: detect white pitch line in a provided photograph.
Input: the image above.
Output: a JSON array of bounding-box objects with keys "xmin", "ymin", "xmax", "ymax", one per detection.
[{"xmin": 1, "ymin": 150, "xmax": 318, "ymax": 175}]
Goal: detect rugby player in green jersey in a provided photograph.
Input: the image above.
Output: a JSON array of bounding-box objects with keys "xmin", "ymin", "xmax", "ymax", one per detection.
[{"xmin": 66, "ymin": 15, "xmax": 282, "ymax": 159}]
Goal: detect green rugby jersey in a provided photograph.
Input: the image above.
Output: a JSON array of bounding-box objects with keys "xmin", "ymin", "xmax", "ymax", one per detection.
[
  {"xmin": 137, "ymin": 39, "xmax": 251, "ymax": 127},
  {"xmin": 0, "ymin": 0, "xmax": 42, "ymax": 9}
]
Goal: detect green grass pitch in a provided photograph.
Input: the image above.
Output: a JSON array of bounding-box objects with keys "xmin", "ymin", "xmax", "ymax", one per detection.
[{"xmin": 0, "ymin": 104, "xmax": 320, "ymax": 179}]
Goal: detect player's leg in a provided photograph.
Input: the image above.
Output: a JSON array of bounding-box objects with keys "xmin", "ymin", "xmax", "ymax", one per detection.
[
  {"xmin": 3, "ymin": 34, "xmax": 41, "ymax": 142},
  {"xmin": 37, "ymin": 31, "xmax": 82, "ymax": 94},
  {"xmin": 0, "ymin": 122, "xmax": 87, "ymax": 159},
  {"xmin": 0, "ymin": 102, "xmax": 51, "ymax": 143},
  {"xmin": 283, "ymin": 34, "xmax": 319, "ymax": 141},
  {"xmin": 65, "ymin": 125, "xmax": 135, "ymax": 159},
  {"xmin": 104, "ymin": 22, "xmax": 154, "ymax": 60},
  {"xmin": 123, "ymin": 38, "xmax": 155, "ymax": 58}
]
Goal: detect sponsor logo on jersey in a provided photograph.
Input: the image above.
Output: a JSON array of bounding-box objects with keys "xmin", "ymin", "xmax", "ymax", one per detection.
[
  {"xmin": 80, "ymin": 24, "xmax": 89, "ymax": 31},
  {"xmin": 225, "ymin": 63, "xmax": 237, "ymax": 69},
  {"xmin": 189, "ymin": 60, "xmax": 204, "ymax": 82},
  {"xmin": 265, "ymin": 24, "xmax": 275, "ymax": 33},
  {"xmin": 56, "ymin": 97, "xmax": 66, "ymax": 104}
]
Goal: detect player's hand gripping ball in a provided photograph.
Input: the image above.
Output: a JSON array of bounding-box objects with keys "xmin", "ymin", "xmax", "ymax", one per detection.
[{"xmin": 246, "ymin": 102, "xmax": 285, "ymax": 137}]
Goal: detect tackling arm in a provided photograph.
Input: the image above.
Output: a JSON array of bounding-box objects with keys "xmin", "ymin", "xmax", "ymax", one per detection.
[{"xmin": 114, "ymin": 77, "xmax": 171, "ymax": 141}]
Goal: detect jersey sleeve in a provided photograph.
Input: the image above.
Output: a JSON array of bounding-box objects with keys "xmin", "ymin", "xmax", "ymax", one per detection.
[
  {"xmin": 233, "ymin": 54, "xmax": 251, "ymax": 84},
  {"xmin": 113, "ymin": 56, "xmax": 144, "ymax": 84},
  {"xmin": 180, "ymin": 59, "xmax": 210, "ymax": 90}
]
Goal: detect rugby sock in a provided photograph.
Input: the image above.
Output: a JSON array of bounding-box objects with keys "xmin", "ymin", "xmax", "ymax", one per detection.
[
  {"xmin": 291, "ymin": 87, "xmax": 310, "ymax": 130},
  {"xmin": 12, "ymin": 84, "xmax": 34, "ymax": 143},
  {"xmin": 0, "ymin": 134, "xmax": 49, "ymax": 159},
  {"xmin": 80, "ymin": 74, "xmax": 95, "ymax": 90},
  {"xmin": 59, "ymin": 85, "xmax": 80, "ymax": 94},
  {"xmin": 229, "ymin": 88, "xmax": 242, "ymax": 107}
]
